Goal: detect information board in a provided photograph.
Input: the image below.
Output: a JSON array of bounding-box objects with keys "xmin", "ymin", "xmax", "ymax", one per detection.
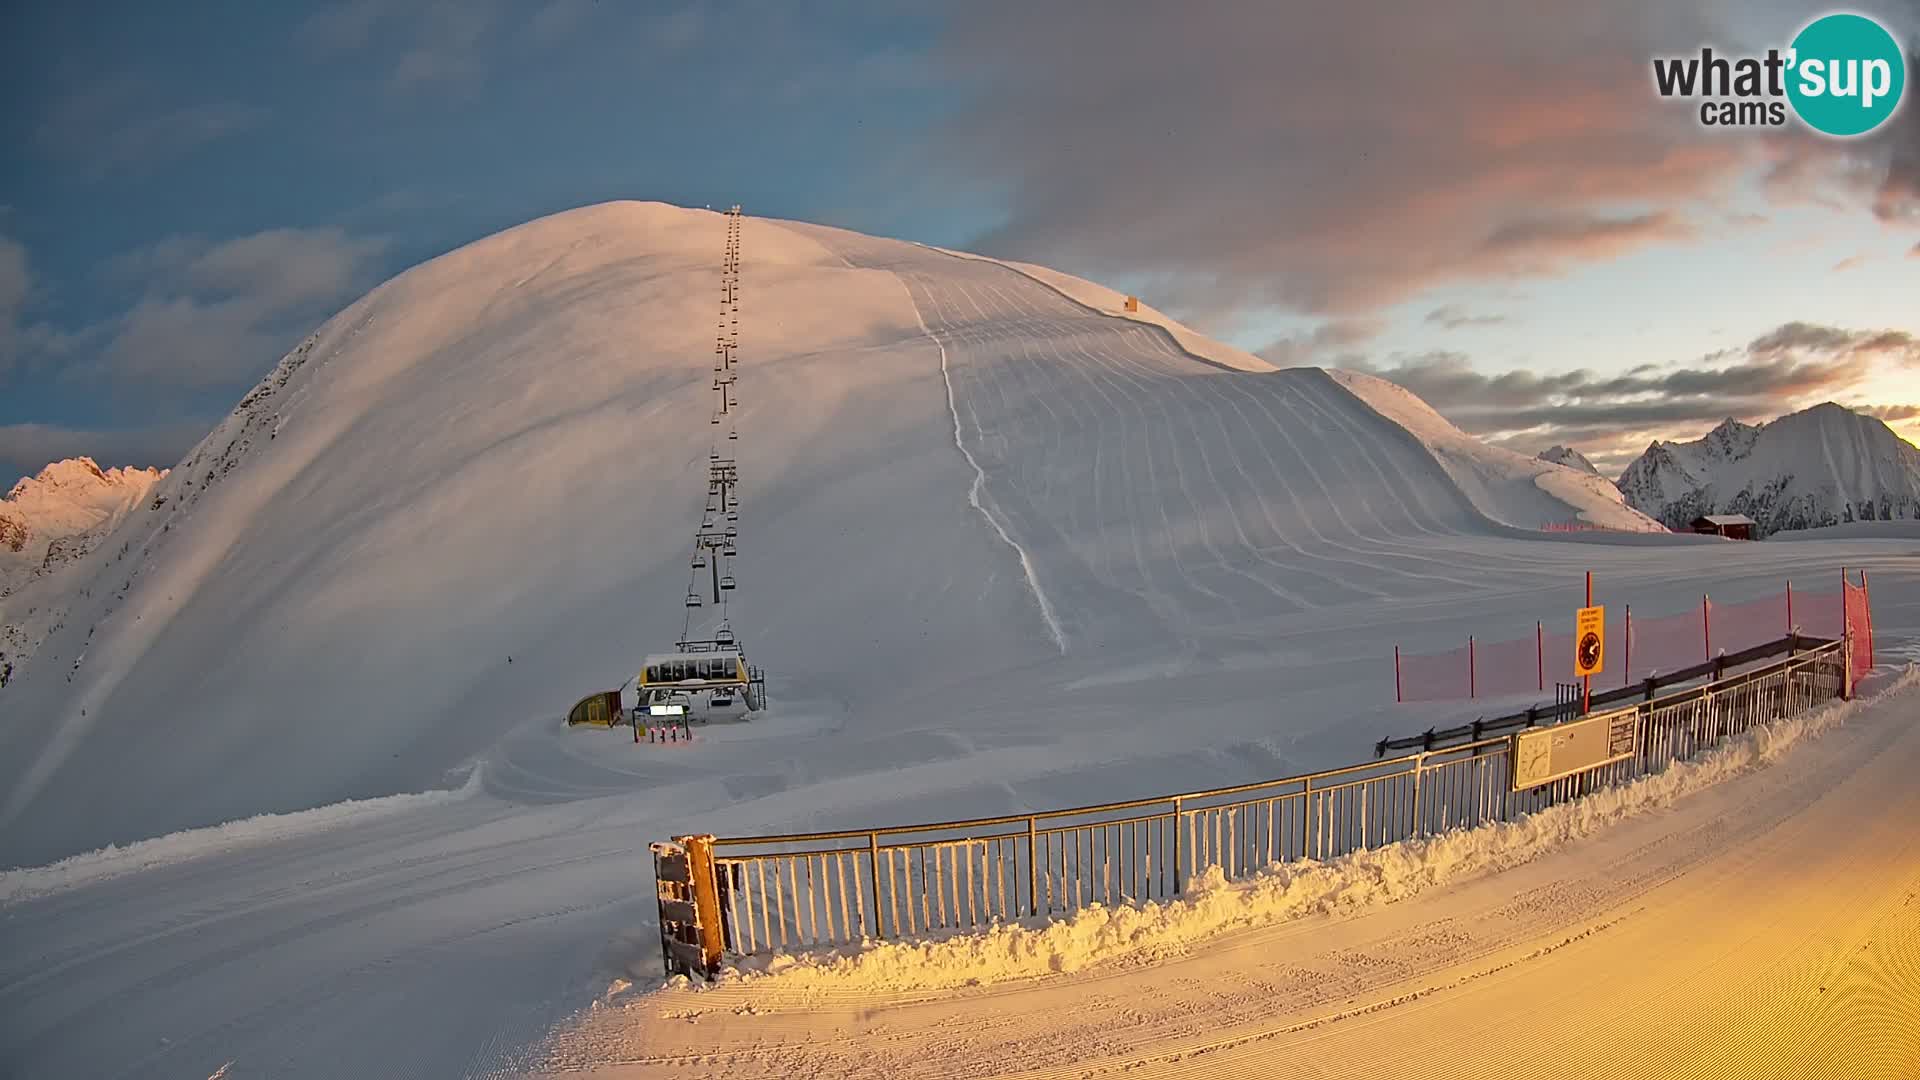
[{"xmin": 1511, "ymin": 707, "xmax": 1638, "ymax": 790}]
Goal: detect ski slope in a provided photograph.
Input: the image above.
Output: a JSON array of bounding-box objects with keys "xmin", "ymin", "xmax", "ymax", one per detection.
[
  {"xmin": 0, "ymin": 202, "xmax": 1914, "ymax": 1079},
  {"xmin": 0, "ymin": 202, "xmax": 1657, "ymax": 868}
]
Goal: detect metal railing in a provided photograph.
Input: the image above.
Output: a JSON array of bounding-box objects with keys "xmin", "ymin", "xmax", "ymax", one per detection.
[
  {"xmin": 653, "ymin": 638, "xmax": 1850, "ymax": 977},
  {"xmin": 1376, "ymin": 632, "xmax": 1830, "ymax": 758}
]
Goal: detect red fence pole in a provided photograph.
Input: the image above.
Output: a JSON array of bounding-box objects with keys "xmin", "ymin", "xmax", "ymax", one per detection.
[
  {"xmin": 1469, "ymin": 636, "xmax": 1476, "ymax": 700},
  {"xmin": 1702, "ymin": 594, "xmax": 1711, "ymax": 661},
  {"xmin": 1394, "ymin": 645, "xmax": 1402, "ymax": 703},
  {"xmin": 1862, "ymin": 570, "xmax": 1874, "ymax": 668},
  {"xmin": 1536, "ymin": 621, "xmax": 1544, "ymax": 691},
  {"xmin": 1785, "ymin": 579, "xmax": 1793, "ymax": 634},
  {"xmin": 1624, "ymin": 604, "xmax": 1632, "ymax": 686}
]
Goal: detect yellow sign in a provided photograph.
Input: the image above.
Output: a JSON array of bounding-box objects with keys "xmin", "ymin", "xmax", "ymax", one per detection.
[
  {"xmin": 1512, "ymin": 708, "xmax": 1638, "ymax": 790},
  {"xmin": 1573, "ymin": 605, "xmax": 1605, "ymax": 677}
]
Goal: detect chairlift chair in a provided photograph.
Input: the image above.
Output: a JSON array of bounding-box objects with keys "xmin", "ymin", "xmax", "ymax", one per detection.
[
  {"xmin": 685, "ymin": 591, "xmax": 702, "ymax": 608},
  {"xmin": 692, "ymin": 550, "xmax": 708, "ymax": 570},
  {"xmin": 714, "ymin": 626, "xmax": 735, "ymax": 645},
  {"xmin": 719, "ymin": 574, "xmax": 736, "ymax": 591}
]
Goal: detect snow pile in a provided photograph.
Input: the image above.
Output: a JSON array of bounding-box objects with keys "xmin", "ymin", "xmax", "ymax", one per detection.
[
  {"xmin": 1537, "ymin": 445, "xmax": 1601, "ymax": 476},
  {"xmin": 1617, "ymin": 404, "xmax": 1920, "ymax": 536},
  {"xmin": 696, "ymin": 669, "xmax": 1914, "ymax": 995},
  {"xmin": 1327, "ymin": 369, "xmax": 1664, "ymax": 532},
  {"xmin": 0, "ymin": 762, "xmax": 482, "ymax": 904}
]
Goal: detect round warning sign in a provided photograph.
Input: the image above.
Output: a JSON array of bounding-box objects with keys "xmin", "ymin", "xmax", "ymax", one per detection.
[{"xmin": 1573, "ymin": 605, "xmax": 1605, "ymax": 676}]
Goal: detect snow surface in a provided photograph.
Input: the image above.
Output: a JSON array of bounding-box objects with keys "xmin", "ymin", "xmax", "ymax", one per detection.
[
  {"xmin": 1618, "ymin": 404, "xmax": 1920, "ymax": 536},
  {"xmin": 532, "ymin": 667, "xmax": 1920, "ymax": 1077},
  {"xmin": 935, "ymin": 247, "xmax": 1278, "ymax": 374},
  {"xmin": 643, "ymin": 670, "xmax": 1917, "ymax": 995},
  {"xmin": 1327, "ymin": 370, "xmax": 1664, "ymax": 533},
  {"xmin": 1, "ymin": 201, "xmax": 1915, "ymax": 1079}
]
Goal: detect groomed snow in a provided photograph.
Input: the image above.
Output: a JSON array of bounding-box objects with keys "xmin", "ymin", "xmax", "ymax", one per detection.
[
  {"xmin": 0, "ymin": 762, "xmax": 482, "ymax": 905},
  {"xmin": 625, "ymin": 667, "xmax": 1918, "ymax": 998},
  {"xmin": 1327, "ymin": 369, "xmax": 1665, "ymax": 533},
  {"xmin": 531, "ymin": 667, "xmax": 1920, "ymax": 1078}
]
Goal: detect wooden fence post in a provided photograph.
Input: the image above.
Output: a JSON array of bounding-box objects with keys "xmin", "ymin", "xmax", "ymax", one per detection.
[
  {"xmin": 683, "ymin": 835, "xmax": 724, "ymax": 978},
  {"xmin": 868, "ymin": 831, "xmax": 884, "ymax": 938}
]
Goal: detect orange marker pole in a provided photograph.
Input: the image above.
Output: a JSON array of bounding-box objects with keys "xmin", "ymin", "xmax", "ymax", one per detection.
[{"xmin": 1583, "ymin": 571, "xmax": 1592, "ymax": 713}]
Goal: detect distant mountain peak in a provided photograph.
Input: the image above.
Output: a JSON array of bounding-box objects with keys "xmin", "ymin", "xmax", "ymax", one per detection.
[
  {"xmin": 8, "ymin": 457, "xmax": 164, "ymax": 504},
  {"xmin": 2, "ymin": 456, "xmax": 167, "ymax": 597},
  {"xmin": 1617, "ymin": 403, "xmax": 1920, "ymax": 536},
  {"xmin": 1536, "ymin": 445, "xmax": 1601, "ymax": 476}
]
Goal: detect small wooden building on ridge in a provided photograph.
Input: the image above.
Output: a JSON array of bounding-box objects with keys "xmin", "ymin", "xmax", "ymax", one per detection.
[{"xmin": 1690, "ymin": 513, "xmax": 1756, "ymax": 540}]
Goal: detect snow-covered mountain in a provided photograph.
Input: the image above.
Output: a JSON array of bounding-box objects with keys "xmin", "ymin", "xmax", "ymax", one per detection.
[
  {"xmin": 1327, "ymin": 372, "xmax": 1661, "ymax": 532},
  {"xmin": 0, "ymin": 201, "xmax": 1668, "ymax": 866},
  {"xmin": 1616, "ymin": 404, "xmax": 1920, "ymax": 536},
  {"xmin": 1, "ymin": 458, "xmax": 166, "ymax": 683},
  {"xmin": 1537, "ymin": 445, "xmax": 1601, "ymax": 476}
]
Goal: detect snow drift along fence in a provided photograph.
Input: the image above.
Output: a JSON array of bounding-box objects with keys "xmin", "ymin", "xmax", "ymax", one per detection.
[
  {"xmin": 651, "ymin": 636, "xmax": 1856, "ymax": 978},
  {"xmin": 1395, "ymin": 576, "xmax": 1856, "ymax": 703}
]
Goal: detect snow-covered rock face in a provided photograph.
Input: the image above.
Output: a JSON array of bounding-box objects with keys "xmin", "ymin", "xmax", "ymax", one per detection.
[
  {"xmin": 0, "ymin": 458, "xmax": 166, "ymax": 690},
  {"xmin": 1537, "ymin": 445, "xmax": 1601, "ymax": 476},
  {"xmin": 1617, "ymin": 404, "xmax": 1920, "ymax": 536},
  {"xmin": 0, "ymin": 457, "xmax": 165, "ymax": 595}
]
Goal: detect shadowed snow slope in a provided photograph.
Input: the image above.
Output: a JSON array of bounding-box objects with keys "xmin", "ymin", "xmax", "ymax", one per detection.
[{"xmin": 1, "ymin": 202, "xmax": 1662, "ymax": 867}]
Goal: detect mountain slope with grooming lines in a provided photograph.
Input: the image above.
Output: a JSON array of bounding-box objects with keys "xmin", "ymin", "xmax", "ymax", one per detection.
[
  {"xmin": 0, "ymin": 202, "xmax": 1659, "ymax": 868},
  {"xmin": 2, "ymin": 201, "xmax": 1915, "ymax": 1080}
]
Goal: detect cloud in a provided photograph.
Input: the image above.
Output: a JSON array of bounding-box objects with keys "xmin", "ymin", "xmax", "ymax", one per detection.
[
  {"xmin": 1254, "ymin": 318, "xmax": 1385, "ymax": 365},
  {"xmin": 1425, "ymin": 304, "xmax": 1509, "ymax": 330},
  {"xmin": 92, "ymin": 227, "xmax": 388, "ymax": 388},
  {"xmin": 1831, "ymin": 254, "xmax": 1870, "ymax": 272},
  {"xmin": 1350, "ymin": 321, "xmax": 1920, "ymax": 471},
  {"xmin": 931, "ymin": 2, "xmax": 1750, "ymax": 321},
  {"xmin": 37, "ymin": 78, "xmax": 264, "ymax": 180},
  {"xmin": 1854, "ymin": 404, "xmax": 1920, "ymax": 423},
  {"xmin": 1758, "ymin": 50, "xmax": 1920, "ymax": 225},
  {"xmin": 0, "ymin": 236, "xmax": 28, "ymax": 376},
  {"xmin": 929, "ymin": 5, "xmax": 1917, "ymax": 329},
  {"xmin": 301, "ymin": 0, "xmax": 615, "ymax": 95},
  {"xmin": 0, "ymin": 421, "xmax": 210, "ymax": 490}
]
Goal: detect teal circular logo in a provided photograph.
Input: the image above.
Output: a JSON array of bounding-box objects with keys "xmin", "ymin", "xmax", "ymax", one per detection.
[{"xmin": 1786, "ymin": 13, "xmax": 1906, "ymax": 137}]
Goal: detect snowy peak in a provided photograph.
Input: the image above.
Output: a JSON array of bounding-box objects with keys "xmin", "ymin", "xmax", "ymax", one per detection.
[
  {"xmin": 1, "ymin": 457, "xmax": 166, "ymax": 591},
  {"xmin": 1617, "ymin": 403, "xmax": 1920, "ymax": 536},
  {"xmin": 1697, "ymin": 417, "xmax": 1760, "ymax": 463},
  {"xmin": 1536, "ymin": 445, "xmax": 1600, "ymax": 475},
  {"xmin": 7, "ymin": 457, "xmax": 164, "ymax": 508}
]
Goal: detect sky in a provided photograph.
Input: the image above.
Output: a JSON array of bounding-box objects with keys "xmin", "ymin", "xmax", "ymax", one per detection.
[{"xmin": 2, "ymin": 0, "xmax": 1918, "ymax": 487}]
